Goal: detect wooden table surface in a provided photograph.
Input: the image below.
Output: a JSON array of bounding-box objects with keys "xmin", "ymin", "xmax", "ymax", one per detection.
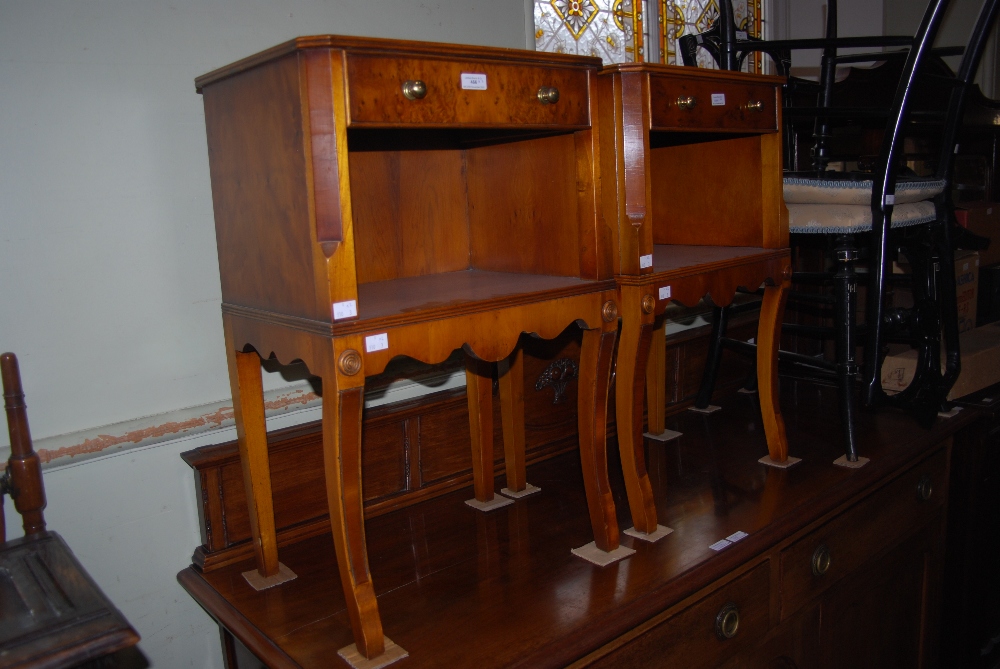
[{"xmin": 179, "ymin": 380, "xmax": 976, "ymax": 668}]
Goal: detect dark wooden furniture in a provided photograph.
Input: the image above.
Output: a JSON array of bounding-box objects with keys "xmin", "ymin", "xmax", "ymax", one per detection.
[
  {"xmin": 0, "ymin": 353, "xmax": 140, "ymax": 668},
  {"xmin": 943, "ymin": 384, "xmax": 1000, "ymax": 668},
  {"xmin": 178, "ymin": 379, "xmax": 967, "ymax": 668},
  {"xmin": 196, "ymin": 36, "xmax": 623, "ymax": 665},
  {"xmin": 598, "ymin": 63, "xmax": 792, "ymax": 539}
]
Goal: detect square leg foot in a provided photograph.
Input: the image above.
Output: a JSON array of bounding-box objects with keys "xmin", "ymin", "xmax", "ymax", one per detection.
[
  {"xmin": 337, "ymin": 637, "xmax": 408, "ymax": 669},
  {"xmin": 242, "ymin": 562, "xmax": 297, "ymax": 591},
  {"xmin": 938, "ymin": 406, "xmax": 962, "ymax": 418},
  {"xmin": 624, "ymin": 525, "xmax": 674, "ymax": 543},
  {"xmin": 500, "ymin": 483, "xmax": 541, "ymax": 499},
  {"xmin": 759, "ymin": 455, "xmax": 802, "ymax": 469},
  {"xmin": 688, "ymin": 405, "xmax": 721, "ymax": 414},
  {"xmin": 465, "ymin": 495, "xmax": 514, "ymax": 512},
  {"xmin": 833, "ymin": 455, "xmax": 870, "ymax": 469},
  {"xmin": 571, "ymin": 542, "xmax": 635, "ymax": 566},
  {"xmin": 644, "ymin": 429, "xmax": 683, "ymax": 442}
]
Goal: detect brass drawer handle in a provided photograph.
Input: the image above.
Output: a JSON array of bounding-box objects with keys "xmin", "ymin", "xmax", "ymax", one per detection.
[
  {"xmin": 676, "ymin": 95, "xmax": 697, "ymax": 110},
  {"xmin": 401, "ymin": 80, "xmax": 427, "ymax": 100},
  {"xmin": 745, "ymin": 100, "xmax": 764, "ymax": 111},
  {"xmin": 917, "ymin": 475, "xmax": 933, "ymax": 502},
  {"xmin": 812, "ymin": 543, "xmax": 831, "ymax": 577},
  {"xmin": 537, "ymin": 86, "xmax": 560, "ymax": 104},
  {"xmin": 715, "ymin": 602, "xmax": 740, "ymax": 640}
]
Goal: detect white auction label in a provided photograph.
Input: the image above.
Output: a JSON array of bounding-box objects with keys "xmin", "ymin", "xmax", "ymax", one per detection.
[
  {"xmin": 639, "ymin": 254, "xmax": 653, "ymax": 269},
  {"xmin": 736, "ymin": 30, "xmax": 748, "ymax": 40},
  {"xmin": 658, "ymin": 285, "xmax": 671, "ymax": 300},
  {"xmin": 726, "ymin": 531, "xmax": 748, "ymax": 543},
  {"xmin": 365, "ymin": 333, "xmax": 389, "ymax": 353},
  {"xmin": 332, "ymin": 300, "xmax": 357, "ymax": 320},
  {"xmin": 711, "ymin": 93, "xmax": 726, "ymax": 106},
  {"xmin": 460, "ymin": 72, "xmax": 487, "ymax": 90},
  {"xmin": 709, "ymin": 539, "xmax": 732, "ymax": 552}
]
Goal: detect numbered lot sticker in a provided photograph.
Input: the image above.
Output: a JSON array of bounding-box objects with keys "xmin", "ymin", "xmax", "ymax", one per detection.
[
  {"xmin": 333, "ymin": 300, "xmax": 357, "ymax": 320},
  {"xmin": 461, "ymin": 72, "xmax": 487, "ymax": 90},
  {"xmin": 711, "ymin": 93, "xmax": 726, "ymax": 106},
  {"xmin": 365, "ymin": 333, "xmax": 389, "ymax": 353}
]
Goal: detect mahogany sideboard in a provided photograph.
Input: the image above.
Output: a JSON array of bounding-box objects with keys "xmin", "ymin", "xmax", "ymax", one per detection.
[{"xmin": 179, "ymin": 379, "xmax": 977, "ymax": 668}]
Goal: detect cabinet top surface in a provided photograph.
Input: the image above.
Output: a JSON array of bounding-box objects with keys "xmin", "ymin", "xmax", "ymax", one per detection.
[
  {"xmin": 195, "ymin": 35, "xmax": 603, "ymax": 91},
  {"xmin": 600, "ymin": 61, "xmax": 785, "ymax": 85},
  {"xmin": 179, "ymin": 382, "xmax": 973, "ymax": 669}
]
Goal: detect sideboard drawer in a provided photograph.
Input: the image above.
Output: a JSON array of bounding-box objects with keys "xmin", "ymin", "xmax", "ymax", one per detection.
[
  {"xmin": 346, "ymin": 55, "xmax": 591, "ymax": 127},
  {"xmin": 648, "ymin": 76, "xmax": 776, "ymax": 132},
  {"xmin": 586, "ymin": 562, "xmax": 769, "ymax": 669},
  {"xmin": 779, "ymin": 446, "xmax": 948, "ymax": 619}
]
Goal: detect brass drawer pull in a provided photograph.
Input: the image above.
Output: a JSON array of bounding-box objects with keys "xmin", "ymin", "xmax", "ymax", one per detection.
[
  {"xmin": 537, "ymin": 86, "xmax": 560, "ymax": 104},
  {"xmin": 715, "ymin": 602, "xmax": 740, "ymax": 640},
  {"xmin": 676, "ymin": 95, "xmax": 697, "ymax": 110},
  {"xmin": 917, "ymin": 475, "xmax": 933, "ymax": 502},
  {"xmin": 745, "ymin": 100, "xmax": 764, "ymax": 111},
  {"xmin": 401, "ymin": 80, "xmax": 427, "ymax": 100},
  {"xmin": 812, "ymin": 543, "xmax": 831, "ymax": 577}
]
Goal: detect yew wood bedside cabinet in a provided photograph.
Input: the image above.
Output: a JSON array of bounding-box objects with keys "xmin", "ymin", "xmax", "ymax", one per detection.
[
  {"xmin": 598, "ymin": 63, "xmax": 794, "ymax": 541},
  {"xmin": 195, "ymin": 36, "xmax": 624, "ymax": 668}
]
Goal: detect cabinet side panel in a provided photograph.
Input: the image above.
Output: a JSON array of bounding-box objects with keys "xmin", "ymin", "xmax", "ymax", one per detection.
[
  {"xmin": 202, "ymin": 54, "xmax": 323, "ymax": 320},
  {"xmin": 467, "ymin": 134, "xmax": 582, "ymax": 277},
  {"xmin": 650, "ymin": 135, "xmax": 764, "ymax": 247},
  {"xmin": 350, "ymin": 147, "xmax": 471, "ymax": 284}
]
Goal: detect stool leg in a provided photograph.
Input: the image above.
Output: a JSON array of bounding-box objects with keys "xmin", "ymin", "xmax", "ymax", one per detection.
[
  {"xmin": 226, "ymin": 344, "xmax": 279, "ymax": 578},
  {"xmin": 645, "ymin": 319, "xmax": 667, "ymax": 436},
  {"xmin": 757, "ymin": 279, "xmax": 791, "ymax": 463},
  {"xmin": 695, "ymin": 305, "xmax": 730, "ymax": 409},
  {"xmin": 465, "ymin": 355, "xmax": 497, "ymax": 504},
  {"xmin": 615, "ymin": 299, "xmax": 658, "ymax": 535},
  {"xmin": 322, "ymin": 357, "xmax": 385, "ymax": 659},
  {"xmin": 498, "ymin": 347, "xmax": 527, "ymax": 493},
  {"xmin": 834, "ymin": 236, "xmax": 860, "ymax": 462},
  {"xmin": 578, "ymin": 327, "xmax": 620, "ymax": 552}
]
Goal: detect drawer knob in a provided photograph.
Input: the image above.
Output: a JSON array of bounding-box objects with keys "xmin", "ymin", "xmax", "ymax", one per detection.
[
  {"xmin": 537, "ymin": 86, "xmax": 560, "ymax": 105},
  {"xmin": 401, "ymin": 80, "xmax": 427, "ymax": 100},
  {"xmin": 745, "ymin": 100, "xmax": 764, "ymax": 112},
  {"xmin": 715, "ymin": 602, "xmax": 740, "ymax": 640},
  {"xmin": 917, "ymin": 475, "xmax": 933, "ymax": 502},
  {"xmin": 676, "ymin": 95, "xmax": 697, "ymax": 110},
  {"xmin": 812, "ymin": 543, "xmax": 831, "ymax": 577}
]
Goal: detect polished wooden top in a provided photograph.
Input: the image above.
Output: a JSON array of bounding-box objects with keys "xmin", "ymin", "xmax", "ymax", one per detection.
[
  {"xmin": 196, "ymin": 35, "xmax": 603, "ymax": 91},
  {"xmin": 599, "ymin": 60, "xmax": 784, "ymax": 85},
  {"xmin": 178, "ymin": 382, "xmax": 973, "ymax": 668}
]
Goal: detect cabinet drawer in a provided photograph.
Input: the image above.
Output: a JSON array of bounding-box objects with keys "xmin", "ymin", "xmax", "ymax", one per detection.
[
  {"xmin": 346, "ymin": 55, "xmax": 591, "ymax": 127},
  {"xmin": 649, "ymin": 76, "xmax": 776, "ymax": 131},
  {"xmin": 586, "ymin": 562, "xmax": 770, "ymax": 669},
  {"xmin": 779, "ymin": 447, "xmax": 948, "ymax": 620}
]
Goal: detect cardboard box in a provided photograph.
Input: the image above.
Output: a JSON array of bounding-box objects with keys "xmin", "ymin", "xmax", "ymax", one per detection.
[
  {"xmin": 880, "ymin": 320, "xmax": 1000, "ymax": 400},
  {"xmin": 955, "ymin": 202, "xmax": 1000, "ymax": 266},
  {"xmin": 955, "ymin": 250, "xmax": 980, "ymax": 333},
  {"xmin": 892, "ymin": 250, "xmax": 979, "ymax": 333}
]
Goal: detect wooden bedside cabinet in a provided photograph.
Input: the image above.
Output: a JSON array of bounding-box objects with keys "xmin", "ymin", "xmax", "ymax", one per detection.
[
  {"xmin": 196, "ymin": 36, "xmax": 622, "ymax": 667},
  {"xmin": 598, "ymin": 64, "xmax": 792, "ymax": 539}
]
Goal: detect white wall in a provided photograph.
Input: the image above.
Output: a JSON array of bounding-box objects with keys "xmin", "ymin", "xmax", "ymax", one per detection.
[{"xmin": 0, "ymin": 2, "xmax": 528, "ymax": 666}]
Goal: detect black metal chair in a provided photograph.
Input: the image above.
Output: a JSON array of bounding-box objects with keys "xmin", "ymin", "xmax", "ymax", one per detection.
[{"xmin": 683, "ymin": 0, "xmax": 999, "ymax": 463}]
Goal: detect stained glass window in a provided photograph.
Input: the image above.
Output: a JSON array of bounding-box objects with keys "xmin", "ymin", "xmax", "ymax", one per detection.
[{"xmin": 533, "ymin": 0, "xmax": 764, "ymax": 71}]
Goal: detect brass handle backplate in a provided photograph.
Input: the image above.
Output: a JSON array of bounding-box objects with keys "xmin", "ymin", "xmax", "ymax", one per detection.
[
  {"xmin": 812, "ymin": 543, "xmax": 831, "ymax": 577},
  {"xmin": 676, "ymin": 95, "xmax": 697, "ymax": 110},
  {"xmin": 402, "ymin": 80, "xmax": 427, "ymax": 100},
  {"xmin": 537, "ymin": 86, "xmax": 560, "ymax": 104},
  {"xmin": 715, "ymin": 602, "xmax": 740, "ymax": 640},
  {"xmin": 745, "ymin": 100, "xmax": 764, "ymax": 111},
  {"xmin": 917, "ymin": 475, "xmax": 933, "ymax": 502}
]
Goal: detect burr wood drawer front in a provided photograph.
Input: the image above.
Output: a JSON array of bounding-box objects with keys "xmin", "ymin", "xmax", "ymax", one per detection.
[
  {"xmin": 585, "ymin": 561, "xmax": 770, "ymax": 669},
  {"xmin": 345, "ymin": 55, "xmax": 591, "ymax": 127},
  {"xmin": 648, "ymin": 76, "xmax": 777, "ymax": 132},
  {"xmin": 778, "ymin": 446, "xmax": 948, "ymax": 620}
]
